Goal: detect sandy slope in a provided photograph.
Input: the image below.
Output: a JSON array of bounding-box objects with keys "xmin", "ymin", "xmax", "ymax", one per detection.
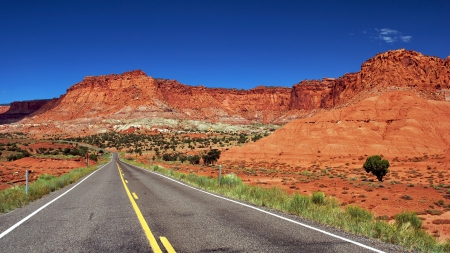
[{"xmin": 222, "ymin": 91, "xmax": 450, "ymax": 163}]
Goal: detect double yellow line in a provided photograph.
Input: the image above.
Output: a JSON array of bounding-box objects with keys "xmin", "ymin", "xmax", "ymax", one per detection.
[{"xmin": 117, "ymin": 163, "xmax": 176, "ymax": 253}]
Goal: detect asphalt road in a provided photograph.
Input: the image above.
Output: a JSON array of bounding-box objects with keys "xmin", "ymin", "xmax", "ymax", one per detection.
[{"xmin": 0, "ymin": 154, "xmax": 405, "ymax": 252}]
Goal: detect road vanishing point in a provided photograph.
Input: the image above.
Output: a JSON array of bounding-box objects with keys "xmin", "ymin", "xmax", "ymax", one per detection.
[{"xmin": 0, "ymin": 154, "xmax": 404, "ymax": 252}]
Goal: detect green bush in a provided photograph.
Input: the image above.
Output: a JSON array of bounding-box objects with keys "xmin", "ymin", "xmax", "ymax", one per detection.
[
  {"xmin": 288, "ymin": 194, "xmax": 311, "ymax": 214},
  {"xmin": 188, "ymin": 155, "xmax": 200, "ymax": 165},
  {"xmin": 345, "ymin": 205, "xmax": 373, "ymax": 222},
  {"xmin": 220, "ymin": 173, "xmax": 242, "ymax": 187},
  {"xmin": 395, "ymin": 211, "xmax": 422, "ymax": 230},
  {"xmin": 38, "ymin": 174, "xmax": 56, "ymax": 181},
  {"xmin": 89, "ymin": 154, "xmax": 98, "ymax": 161},
  {"xmin": 311, "ymin": 191, "xmax": 326, "ymax": 205},
  {"xmin": 202, "ymin": 149, "xmax": 221, "ymax": 165}
]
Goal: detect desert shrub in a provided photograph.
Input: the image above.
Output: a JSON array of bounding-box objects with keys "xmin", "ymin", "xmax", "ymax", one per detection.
[
  {"xmin": 311, "ymin": 191, "xmax": 326, "ymax": 205},
  {"xmin": 444, "ymin": 239, "xmax": 450, "ymax": 252},
  {"xmin": 202, "ymin": 149, "xmax": 221, "ymax": 165},
  {"xmin": 401, "ymin": 195, "xmax": 413, "ymax": 200},
  {"xmin": 187, "ymin": 172, "xmax": 199, "ymax": 182},
  {"xmin": 426, "ymin": 209, "xmax": 444, "ymax": 215},
  {"xmin": 288, "ymin": 194, "xmax": 311, "ymax": 214},
  {"xmin": 198, "ymin": 176, "xmax": 211, "ymax": 187},
  {"xmin": 38, "ymin": 174, "xmax": 56, "ymax": 181},
  {"xmin": 395, "ymin": 211, "xmax": 422, "ymax": 230},
  {"xmin": 345, "ymin": 205, "xmax": 373, "ymax": 222},
  {"xmin": 220, "ymin": 173, "xmax": 242, "ymax": 187},
  {"xmin": 63, "ymin": 147, "xmax": 71, "ymax": 155},
  {"xmin": 89, "ymin": 154, "xmax": 98, "ymax": 161},
  {"xmin": 188, "ymin": 155, "xmax": 201, "ymax": 165},
  {"xmin": 372, "ymin": 220, "xmax": 397, "ymax": 242}
]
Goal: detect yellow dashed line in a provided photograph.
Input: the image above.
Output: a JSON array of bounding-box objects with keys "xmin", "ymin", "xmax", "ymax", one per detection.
[
  {"xmin": 117, "ymin": 163, "xmax": 163, "ymax": 253},
  {"xmin": 160, "ymin": 236, "xmax": 176, "ymax": 253},
  {"xmin": 132, "ymin": 192, "xmax": 139, "ymax": 200},
  {"xmin": 125, "ymin": 180, "xmax": 128, "ymax": 183}
]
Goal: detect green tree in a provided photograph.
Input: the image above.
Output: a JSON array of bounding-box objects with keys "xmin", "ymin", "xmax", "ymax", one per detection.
[{"xmin": 363, "ymin": 155, "xmax": 390, "ymax": 182}]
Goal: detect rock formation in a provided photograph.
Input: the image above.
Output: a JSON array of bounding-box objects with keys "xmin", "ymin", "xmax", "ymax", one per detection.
[
  {"xmin": 0, "ymin": 49, "xmax": 449, "ymax": 137},
  {"xmin": 26, "ymin": 70, "xmax": 292, "ymax": 124},
  {"xmin": 0, "ymin": 100, "xmax": 51, "ymax": 124},
  {"xmin": 289, "ymin": 49, "xmax": 450, "ymax": 110},
  {"xmin": 4, "ymin": 100, "xmax": 51, "ymax": 114},
  {"xmin": 221, "ymin": 90, "xmax": 450, "ymax": 163},
  {"xmin": 0, "ymin": 106, "xmax": 9, "ymax": 114}
]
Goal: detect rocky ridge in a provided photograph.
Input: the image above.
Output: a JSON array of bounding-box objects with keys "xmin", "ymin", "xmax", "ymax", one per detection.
[
  {"xmin": 289, "ymin": 49, "xmax": 450, "ymax": 110},
  {"xmin": 1, "ymin": 49, "xmax": 449, "ymax": 137},
  {"xmin": 23, "ymin": 70, "xmax": 291, "ymax": 125},
  {"xmin": 4, "ymin": 100, "xmax": 51, "ymax": 115},
  {"xmin": 0, "ymin": 106, "xmax": 9, "ymax": 114},
  {"xmin": 221, "ymin": 90, "xmax": 450, "ymax": 162}
]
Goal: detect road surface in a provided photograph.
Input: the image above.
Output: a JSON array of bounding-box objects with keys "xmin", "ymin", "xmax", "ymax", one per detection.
[{"xmin": 0, "ymin": 154, "xmax": 404, "ymax": 252}]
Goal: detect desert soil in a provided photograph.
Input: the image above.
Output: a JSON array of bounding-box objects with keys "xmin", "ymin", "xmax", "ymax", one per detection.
[{"xmin": 0, "ymin": 140, "xmax": 92, "ymax": 190}]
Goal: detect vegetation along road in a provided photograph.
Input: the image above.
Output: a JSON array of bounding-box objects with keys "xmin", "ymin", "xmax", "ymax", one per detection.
[{"xmin": 0, "ymin": 154, "xmax": 404, "ymax": 252}]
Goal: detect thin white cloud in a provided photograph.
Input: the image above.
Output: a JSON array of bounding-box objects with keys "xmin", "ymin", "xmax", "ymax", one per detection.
[
  {"xmin": 382, "ymin": 36, "xmax": 396, "ymax": 43},
  {"xmin": 374, "ymin": 28, "xmax": 412, "ymax": 43},
  {"xmin": 401, "ymin": 36, "xmax": 412, "ymax": 42},
  {"xmin": 379, "ymin": 28, "xmax": 399, "ymax": 35}
]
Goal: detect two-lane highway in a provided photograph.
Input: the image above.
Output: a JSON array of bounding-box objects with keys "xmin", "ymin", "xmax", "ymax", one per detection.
[
  {"xmin": 0, "ymin": 154, "xmax": 150, "ymax": 252},
  {"xmin": 0, "ymin": 154, "xmax": 403, "ymax": 252}
]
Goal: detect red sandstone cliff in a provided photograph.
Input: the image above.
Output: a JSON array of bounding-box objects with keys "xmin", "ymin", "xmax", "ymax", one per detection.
[
  {"xmin": 28, "ymin": 70, "xmax": 291, "ymax": 124},
  {"xmin": 289, "ymin": 49, "xmax": 450, "ymax": 110},
  {"xmin": 221, "ymin": 90, "xmax": 450, "ymax": 163},
  {"xmin": 2, "ymin": 49, "xmax": 449, "ymax": 128},
  {"xmin": 4, "ymin": 100, "xmax": 51, "ymax": 115},
  {"xmin": 0, "ymin": 106, "xmax": 9, "ymax": 114}
]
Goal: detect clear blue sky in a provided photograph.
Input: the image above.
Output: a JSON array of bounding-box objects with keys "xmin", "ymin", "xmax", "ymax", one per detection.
[{"xmin": 1, "ymin": 0, "xmax": 449, "ymax": 104}]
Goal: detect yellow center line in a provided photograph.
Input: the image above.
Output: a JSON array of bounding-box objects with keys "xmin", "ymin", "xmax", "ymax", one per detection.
[
  {"xmin": 160, "ymin": 236, "xmax": 177, "ymax": 253},
  {"xmin": 116, "ymin": 163, "xmax": 163, "ymax": 253},
  {"xmin": 132, "ymin": 192, "xmax": 139, "ymax": 200},
  {"xmin": 125, "ymin": 180, "xmax": 128, "ymax": 184}
]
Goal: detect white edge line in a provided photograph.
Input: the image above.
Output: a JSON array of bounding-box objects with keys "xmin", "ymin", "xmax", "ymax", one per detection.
[
  {"xmin": 122, "ymin": 161, "xmax": 385, "ymax": 253},
  {"xmin": 0, "ymin": 162, "xmax": 109, "ymax": 239}
]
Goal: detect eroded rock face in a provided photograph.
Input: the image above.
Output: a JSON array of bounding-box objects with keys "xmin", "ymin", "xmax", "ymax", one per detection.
[
  {"xmin": 0, "ymin": 100, "xmax": 51, "ymax": 124},
  {"xmin": 27, "ymin": 70, "xmax": 291, "ymax": 124},
  {"xmin": 289, "ymin": 49, "xmax": 450, "ymax": 110},
  {"xmin": 4, "ymin": 100, "xmax": 51, "ymax": 115},
  {"xmin": 221, "ymin": 90, "xmax": 450, "ymax": 163},
  {"xmin": 155, "ymin": 80, "xmax": 291, "ymax": 123},
  {"xmin": 1, "ymin": 49, "xmax": 449, "ymax": 133},
  {"xmin": 0, "ymin": 106, "xmax": 9, "ymax": 114}
]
